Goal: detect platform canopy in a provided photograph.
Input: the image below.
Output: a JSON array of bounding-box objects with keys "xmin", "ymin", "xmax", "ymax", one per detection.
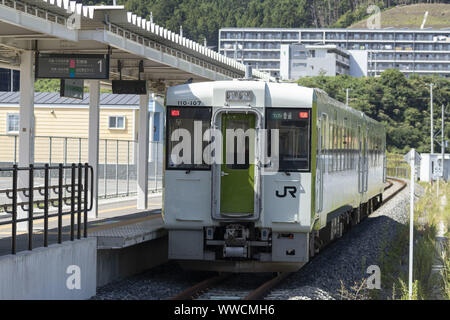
[
  {"xmin": 0, "ymin": 0, "xmax": 271, "ymax": 219},
  {"xmin": 0, "ymin": 0, "xmax": 270, "ymax": 91}
]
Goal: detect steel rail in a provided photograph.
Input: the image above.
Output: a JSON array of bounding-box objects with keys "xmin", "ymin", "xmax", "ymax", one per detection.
[
  {"xmin": 243, "ymin": 272, "xmax": 292, "ymax": 300},
  {"xmin": 382, "ymin": 177, "xmax": 407, "ymax": 205},
  {"xmin": 170, "ymin": 274, "xmax": 230, "ymax": 300}
]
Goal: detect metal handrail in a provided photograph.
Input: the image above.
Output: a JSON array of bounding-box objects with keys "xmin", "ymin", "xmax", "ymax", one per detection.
[
  {"xmin": 0, "ymin": 163, "xmax": 93, "ymax": 254},
  {"xmin": 0, "ymin": 135, "xmax": 163, "ymax": 198}
]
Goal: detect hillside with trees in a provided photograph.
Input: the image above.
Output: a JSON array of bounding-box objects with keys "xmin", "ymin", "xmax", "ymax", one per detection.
[
  {"xmin": 297, "ymin": 70, "xmax": 450, "ymax": 153},
  {"xmin": 81, "ymin": 0, "xmax": 450, "ymax": 48}
]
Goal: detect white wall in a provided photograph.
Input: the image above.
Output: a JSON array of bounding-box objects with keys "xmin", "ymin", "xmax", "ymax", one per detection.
[
  {"xmin": 349, "ymin": 50, "xmax": 368, "ymax": 78},
  {"xmin": 420, "ymin": 153, "xmax": 450, "ymax": 182},
  {"xmin": 280, "ymin": 44, "xmax": 290, "ymax": 80},
  {"xmin": 0, "ymin": 238, "xmax": 97, "ymax": 300}
]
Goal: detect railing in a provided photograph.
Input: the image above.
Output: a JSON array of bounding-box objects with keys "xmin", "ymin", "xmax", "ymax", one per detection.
[
  {"xmin": 0, "ymin": 0, "xmax": 67, "ymax": 26},
  {"xmin": 0, "ymin": 163, "xmax": 93, "ymax": 255},
  {"xmin": 0, "ymin": 135, "xmax": 163, "ymax": 199},
  {"xmin": 386, "ymin": 167, "xmax": 410, "ymax": 179}
]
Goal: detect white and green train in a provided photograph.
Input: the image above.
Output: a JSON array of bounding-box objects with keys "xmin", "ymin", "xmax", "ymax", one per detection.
[{"xmin": 163, "ymin": 80, "xmax": 386, "ymax": 272}]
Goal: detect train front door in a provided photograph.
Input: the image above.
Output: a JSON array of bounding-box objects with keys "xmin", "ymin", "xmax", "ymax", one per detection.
[{"xmin": 220, "ymin": 113, "xmax": 256, "ymax": 216}]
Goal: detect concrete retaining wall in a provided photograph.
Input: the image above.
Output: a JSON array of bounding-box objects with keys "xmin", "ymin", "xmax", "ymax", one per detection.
[
  {"xmin": 0, "ymin": 238, "xmax": 97, "ymax": 300},
  {"xmin": 97, "ymin": 236, "xmax": 168, "ymax": 287}
]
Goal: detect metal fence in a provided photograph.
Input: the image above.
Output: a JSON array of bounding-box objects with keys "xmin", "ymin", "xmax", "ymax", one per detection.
[
  {"xmin": 386, "ymin": 153, "xmax": 411, "ymax": 179},
  {"xmin": 0, "ymin": 134, "xmax": 163, "ymax": 199},
  {"xmin": 386, "ymin": 167, "xmax": 410, "ymax": 179},
  {"xmin": 0, "ymin": 164, "xmax": 93, "ymax": 254}
]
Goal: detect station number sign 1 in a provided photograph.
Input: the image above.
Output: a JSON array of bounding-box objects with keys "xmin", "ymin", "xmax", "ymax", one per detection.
[{"xmin": 35, "ymin": 53, "xmax": 109, "ymax": 79}]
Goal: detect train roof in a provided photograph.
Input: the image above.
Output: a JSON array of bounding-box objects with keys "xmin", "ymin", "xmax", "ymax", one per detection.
[
  {"xmin": 313, "ymin": 88, "xmax": 381, "ymax": 126},
  {"xmin": 166, "ymin": 80, "xmax": 314, "ymax": 108},
  {"xmin": 166, "ymin": 80, "xmax": 382, "ymax": 127}
]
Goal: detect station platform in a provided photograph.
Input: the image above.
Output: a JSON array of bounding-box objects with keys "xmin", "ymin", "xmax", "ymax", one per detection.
[{"xmin": 0, "ymin": 194, "xmax": 164, "ymax": 256}]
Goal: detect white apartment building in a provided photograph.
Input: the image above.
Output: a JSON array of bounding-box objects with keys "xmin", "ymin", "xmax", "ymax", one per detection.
[
  {"xmin": 280, "ymin": 44, "xmax": 350, "ymax": 80},
  {"xmin": 219, "ymin": 28, "xmax": 450, "ymax": 78}
]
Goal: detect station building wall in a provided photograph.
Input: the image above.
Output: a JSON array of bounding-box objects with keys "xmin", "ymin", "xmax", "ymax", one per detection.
[{"xmin": 0, "ymin": 99, "xmax": 164, "ymax": 166}]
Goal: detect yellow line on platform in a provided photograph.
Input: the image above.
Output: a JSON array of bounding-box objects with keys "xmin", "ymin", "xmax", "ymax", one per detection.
[
  {"xmin": 88, "ymin": 214, "xmax": 161, "ymax": 233},
  {"xmin": 98, "ymin": 205, "xmax": 136, "ymax": 214}
]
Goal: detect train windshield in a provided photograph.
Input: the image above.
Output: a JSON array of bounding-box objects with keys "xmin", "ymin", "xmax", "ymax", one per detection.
[
  {"xmin": 166, "ymin": 106, "xmax": 212, "ymax": 170},
  {"xmin": 266, "ymin": 108, "xmax": 311, "ymax": 171}
]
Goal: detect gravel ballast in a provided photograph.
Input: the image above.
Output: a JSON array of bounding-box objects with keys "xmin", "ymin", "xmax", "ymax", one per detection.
[{"xmin": 266, "ymin": 182, "xmax": 422, "ymax": 300}]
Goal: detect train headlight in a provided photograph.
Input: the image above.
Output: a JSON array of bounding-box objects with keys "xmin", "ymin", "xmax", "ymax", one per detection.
[{"xmin": 225, "ymin": 90, "xmax": 253, "ymax": 102}]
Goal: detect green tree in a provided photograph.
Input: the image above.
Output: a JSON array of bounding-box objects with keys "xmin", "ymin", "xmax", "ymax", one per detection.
[{"xmin": 297, "ymin": 71, "xmax": 450, "ymax": 153}]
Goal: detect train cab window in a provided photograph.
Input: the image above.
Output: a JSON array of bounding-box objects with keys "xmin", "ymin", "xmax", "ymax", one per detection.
[
  {"xmin": 266, "ymin": 108, "xmax": 311, "ymax": 171},
  {"xmin": 166, "ymin": 106, "xmax": 212, "ymax": 170}
]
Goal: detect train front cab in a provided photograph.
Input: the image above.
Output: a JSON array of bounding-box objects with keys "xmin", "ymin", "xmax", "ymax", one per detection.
[{"xmin": 163, "ymin": 82, "xmax": 316, "ymax": 272}]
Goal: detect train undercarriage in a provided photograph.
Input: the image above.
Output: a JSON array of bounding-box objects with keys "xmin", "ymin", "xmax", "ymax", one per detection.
[{"xmin": 175, "ymin": 194, "xmax": 383, "ymax": 273}]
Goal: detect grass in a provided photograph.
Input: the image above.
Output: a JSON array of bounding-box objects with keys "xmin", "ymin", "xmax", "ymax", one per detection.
[
  {"xmin": 443, "ymin": 243, "xmax": 450, "ymax": 299},
  {"xmin": 375, "ymin": 181, "xmax": 449, "ymax": 300},
  {"xmin": 349, "ymin": 3, "xmax": 450, "ymax": 29}
]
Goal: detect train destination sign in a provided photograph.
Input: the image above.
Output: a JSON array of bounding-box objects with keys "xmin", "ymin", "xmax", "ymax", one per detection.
[{"xmin": 36, "ymin": 53, "xmax": 109, "ymax": 79}]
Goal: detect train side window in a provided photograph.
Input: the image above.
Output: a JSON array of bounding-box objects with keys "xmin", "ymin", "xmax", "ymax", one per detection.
[
  {"xmin": 352, "ymin": 127, "xmax": 358, "ymax": 169},
  {"xmin": 343, "ymin": 126, "xmax": 346, "ymax": 170},
  {"xmin": 334, "ymin": 123, "xmax": 338, "ymax": 172},
  {"xmin": 321, "ymin": 114, "xmax": 328, "ymax": 173},
  {"xmin": 331, "ymin": 122, "xmax": 335, "ymax": 172},
  {"xmin": 329, "ymin": 123, "xmax": 333, "ymax": 172},
  {"xmin": 266, "ymin": 108, "xmax": 311, "ymax": 172},
  {"xmin": 347, "ymin": 127, "xmax": 350, "ymax": 170},
  {"xmin": 339, "ymin": 126, "xmax": 344, "ymax": 171},
  {"xmin": 344, "ymin": 127, "xmax": 350, "ymax": 170},
  {"xmin": 347, "ymin": 127, "xmax": 351, "ymax": 170},
  {"xmin": 339, "ymin": 125, "xmax": 343, "ymax": 171},
  {"xmin": 166, "ymin": 106, "xmax": 212, "ymax": 170}
]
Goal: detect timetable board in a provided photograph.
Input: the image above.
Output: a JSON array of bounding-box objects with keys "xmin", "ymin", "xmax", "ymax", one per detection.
[{"xmin": 36, "ymin": 53, "xmax": 109, "ymax": 79}]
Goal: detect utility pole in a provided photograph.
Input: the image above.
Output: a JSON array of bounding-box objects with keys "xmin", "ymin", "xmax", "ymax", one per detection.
[
  {"xmin": 430, "ymin": 83, "xmax": 434, "ymax": 154},
  {"xmin": 409, "ymin": 151, "xmax": 415, "ymax": 300},
  {"xmin": 404, "ymin": 149, "xmax": 420, "ymax": 300},
  {"xmin": 442, "ymin": 104, "xmax": 445, "ymax": 181},
  {"xmin": 346, "ymin": 88, "xmax": 350, "ymax": 105}
]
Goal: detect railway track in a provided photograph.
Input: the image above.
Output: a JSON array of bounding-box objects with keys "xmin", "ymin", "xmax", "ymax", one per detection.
[
  {"xmin": 170, "ymin": 272, "xmax": 291, "ymax": 300},
  {"xmin": 169, "ymin": 177, "xmax": 407, "ymax": 301}
]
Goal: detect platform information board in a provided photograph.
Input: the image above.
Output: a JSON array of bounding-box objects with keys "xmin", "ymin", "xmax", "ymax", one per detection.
[{"xmin": 36, "ymin": 53, "xmax": 109, "ymax": 79}]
